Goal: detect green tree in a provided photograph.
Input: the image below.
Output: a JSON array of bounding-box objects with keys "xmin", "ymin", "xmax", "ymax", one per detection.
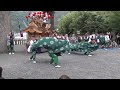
[
  {"xmin": 58, "ymin": 11, "xmax": 111, "ymax": 35},
  {"xmin": 108, "ymin": 11, "xmax": 120, "ymax": 33}
]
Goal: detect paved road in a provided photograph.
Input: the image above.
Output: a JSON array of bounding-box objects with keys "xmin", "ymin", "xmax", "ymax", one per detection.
[{"xmin": 0, "ymin": 45, "xmax": 120, "ymax": 79}]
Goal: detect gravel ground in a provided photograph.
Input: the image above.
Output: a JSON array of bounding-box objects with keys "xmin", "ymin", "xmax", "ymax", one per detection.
[{"xmin": 0, "ymin": 45, "xmax": 120, "ymax": 79}]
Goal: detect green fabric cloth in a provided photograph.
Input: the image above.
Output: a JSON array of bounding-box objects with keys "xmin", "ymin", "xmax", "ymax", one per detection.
[
  {"xmin": 49, "ymin": 53, "xmax": 58, "ymax": 65},
  {"xmin": 30, "ymin": 51, "xmax": 37, "ymax": 60},
  {"xmin": 31, "ymin": 37, "xmax": 70, "ymax": 54},
  {"xmin": 31, "ymin": 37, "xmax": 71, "ymax": 65},
  {"xmin": 9, "ymin": 44, "xmax": 14, "ymax": 53},
  {"xmin": 97, "ymin": 36, "xmax": 105, "ymax": 45},
  {"xmin": 70, "ymin": 42, "xmax": 98, "ymax": 55},
  {"xmin": 31, "ymin": 37, "xmax": 98, "ymax": 55},
  {"xmin": 97, "ymin": 36, "xmax": 110, "ymax": 48}
]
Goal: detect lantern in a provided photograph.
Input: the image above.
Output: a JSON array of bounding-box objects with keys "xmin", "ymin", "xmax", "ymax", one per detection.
[
  {"xmin": 41, "ymin": 11, "xmax": 43, "ymax": 14},
  {"xmin": 26, "ymin": 16, "xmax": 28, "ymax": 19},
  {"xmin": 48, "ymin": 15, "xmax": 51, "ymax": 19},
  {"xmin": 51, "ymin": 16, "xmax": 54, "ymax": 19},
  {"xmin": 28, "ymin": 15, "xmax": 30, "ymax": 18}
]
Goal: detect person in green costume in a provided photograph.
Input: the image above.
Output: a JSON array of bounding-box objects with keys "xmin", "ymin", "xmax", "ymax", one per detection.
[
  {"xmin": 30, "ymin": 37, "xmax": 70, "ymax": 68},
  {"xmin": 29, "ymin": 39, "xmax": 38, "ymax": 63},
  {"xmin": 97, "ymin": 33, "xmax": 105, "ymax": 48},
  {"xmin": 71, "ymin": 34, "xmax": 98, "ymax": 56},
  {"xmin": 7, "ymin": 32, "xmax": 15, "ymax": 55},
  {"xmin": 30, "ymin": 37, "xmax": 99, "ymax": 67}
]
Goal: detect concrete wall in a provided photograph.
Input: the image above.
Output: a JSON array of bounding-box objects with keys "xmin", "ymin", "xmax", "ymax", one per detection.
[{"xmin": 0, "ymin": 11, "xmax": 10, "ymax": 53}]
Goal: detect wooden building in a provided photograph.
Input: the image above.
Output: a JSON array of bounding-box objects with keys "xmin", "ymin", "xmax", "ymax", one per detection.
[{"xmin": 22, "ymin": 11, "xmax": 55, "ymax": 41}]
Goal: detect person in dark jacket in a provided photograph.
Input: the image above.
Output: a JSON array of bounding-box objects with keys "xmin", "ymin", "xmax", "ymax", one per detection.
[
  {"xmin": 8, "ymin": 32, "xmax": 15, "ymax": 55},
  {"xmin": 0, "ymin": 67, "xmax": 5, "ymax": 79},
  {"xmin": 59, "ymin": 75, "xmax": 71, "ymax": 79}
]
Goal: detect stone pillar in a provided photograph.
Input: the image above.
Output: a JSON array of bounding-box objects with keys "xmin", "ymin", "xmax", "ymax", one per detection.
[{"xmin": 0, "ymin": 11, "xmax": 10, "ymax": 53}]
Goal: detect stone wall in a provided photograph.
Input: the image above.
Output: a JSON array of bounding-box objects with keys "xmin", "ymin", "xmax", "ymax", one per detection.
[{"xmin": 0, "ymin": 11, "xmax": 10, "ymax": 53}]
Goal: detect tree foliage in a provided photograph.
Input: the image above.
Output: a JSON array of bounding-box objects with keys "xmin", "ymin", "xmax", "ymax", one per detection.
[
  {"xmin": 58, "ymin": 11, "xmax": 120, "ymax": 35},
  {"xmin": 108, "ymin": 11, "xmax": 120, "ymax": 33},
  {"xmin": 11, "ymin": 11, "xmax": 68, "ymax": 33}
]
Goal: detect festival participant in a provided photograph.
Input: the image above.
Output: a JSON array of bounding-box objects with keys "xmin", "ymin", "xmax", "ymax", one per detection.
[
  {"xmin": 43, "ymin": 14, "xmax": 48, "ymax": 24},
  {"xmin": 91, "ymin": 32, "xmax": 96, "ymax": 40},
  {"xmin": 0, "ymin": 67, "xmax": 4, "ymax": 79},
  {"xmin": 105, "ymin": 33, "xmax": 111, "ymax": 49},
  {"xmin": 27, "ymin": 38, "xmax": 34, "ymax": 53},
  {"xmin": 97, "ymin": 33, "xmax": 106, "ymax": 49},
  {"xmin": 89, "ymin": 35, "xmax": 97, "ymax": 44},
  {"xmin": 29, "ymin": 38, "xmax": 38, "ymax": 63},
  {"xmin": 89, "ymin": 32, "xmax": 96, "ymax": 43},
  {"xmin": 111, "ymin": 40, "xmax": 118, "ymax": 48},
  {"xmin": 116, "ymin": 33, "xmax": 120, "ymax": 46},
  {"xmin": 8, "ymin": 32, "xmax": 15, "ymax": 55},
  {"xmin": 7, "ymin": 33, "xmax": 10, "ymax": 54},
  {"xmin": 25, "ymin": 40, "xmax": 29, "ymax": 53},
  {"xmin": 52, "ymin": 33, "xmax": 58, "ymax": 39},
  {"xmin": 83, "ymin": 33, "xmax": 89, "ymax": 42},
  {"xmin": 30, "ymin": 37, "xmax": 72, "ymax": 68},
  {"xmin": 78, "ymin": 35, "xmax": 83, "ymax": 43},
  {"xmin": 65, "ymin": 34, "xmax": 71, "ymax": 54},
  {"xmin": 64, "ymin": 34, "xmax": 69, "ymax": 41},
  {"xmin": 61, "ymin": 35, "xmax": 65, "ymax": 40},
  {"xmin": 30, "ymin": 36, "xmax": 99, "ymax": 67},
  {"xmin": 70, "ymin": 34, "xmax": 77, "ymax": 44},
  {"xmin": 59, "ymin": 75, "xmax": 71, "ymax": 79},
  {"xmin": 0, "ymin": 67, "xmax": 3, "ymax": 78},
  {"xmin": 56, "ymin": 34, "xmax": 61, "ymax": 40}
]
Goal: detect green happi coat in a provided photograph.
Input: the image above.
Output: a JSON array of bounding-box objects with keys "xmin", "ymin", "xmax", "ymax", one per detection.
[
  {"xmin": 97, "ymin": 36, "xmax": 110, "ymax": 48},
  {"xmin": 97, "ymin": 36, "xmax": 105, "ymax": 45}
]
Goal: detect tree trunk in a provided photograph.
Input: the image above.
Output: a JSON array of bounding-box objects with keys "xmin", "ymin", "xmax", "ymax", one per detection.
[{"xmin": 0, "ymin": 11, "xmax": 10, "ymax": 53}]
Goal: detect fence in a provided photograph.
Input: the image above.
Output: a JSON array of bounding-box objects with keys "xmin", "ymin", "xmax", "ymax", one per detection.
[{"xmin": 14, "ymin": 39, "xmax": 27, "ymax": 45}]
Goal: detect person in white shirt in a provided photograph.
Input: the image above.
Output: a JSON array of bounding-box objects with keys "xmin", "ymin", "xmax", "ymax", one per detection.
[
  {"xmin": 65, "ymin": 34, "xmax": 69, "ymax": 42},
  {"xmin": 65, "ymin": 34, "xmax": 71, "ymax": 54},
  {"xmin": 27, "ymin": 38, "xmax": 34, "ymax": 53},
  {"xmin": 29, "ymin": 38, "xmax": 38, "ymax": 64},
  {"xmin": 104, "ymin": 33, "xmax": 111, "ymax": 49},
  {"xmin": 105, "ymin": 34, "xmax": 110, "ymax": 42}
]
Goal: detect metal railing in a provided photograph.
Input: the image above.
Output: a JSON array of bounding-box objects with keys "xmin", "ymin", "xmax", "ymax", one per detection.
[{"xmin": 14, "ymin": 39, "xmax": 27, "ymax": 45}]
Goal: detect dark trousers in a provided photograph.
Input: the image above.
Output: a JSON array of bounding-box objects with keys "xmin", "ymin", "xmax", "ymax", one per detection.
[
  {"xmin": 117, "ymin": 38, "xmax": 120, "ymax": 45},
  {"xmin": 37, "ymin": 47, "xmax": 41, "ymax": 54},
  {"xmin": 30, "ymin": 51, "xmax": 37, "ymax": 61},
  {"xmin": 9, "ymin": 44, "xmax": 14, "ymax": 53}
]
